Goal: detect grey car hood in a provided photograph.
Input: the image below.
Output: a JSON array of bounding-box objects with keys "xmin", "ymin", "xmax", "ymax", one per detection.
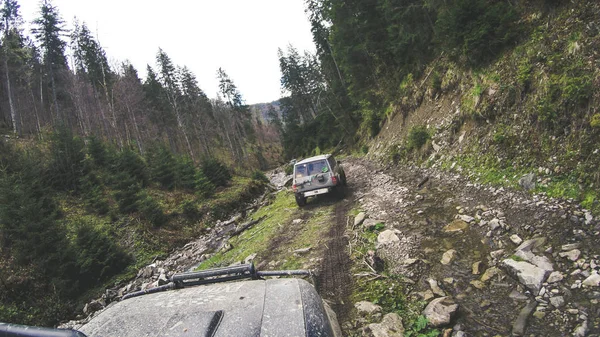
[{"xmin": 80, "ymin": 278, "xmax": 336, "ymax": 337}]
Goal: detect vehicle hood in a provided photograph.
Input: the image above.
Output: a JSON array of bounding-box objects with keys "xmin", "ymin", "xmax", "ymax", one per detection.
[{"xmin": 79, "ymin": 278, "xmax": 334, "ymax": 337}]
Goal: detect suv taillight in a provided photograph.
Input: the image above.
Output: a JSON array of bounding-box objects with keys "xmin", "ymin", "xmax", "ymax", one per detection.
[
  {"xmin": 332, "ymin": 176, "xmax": 338, "ymax": 185},
  {"xmin": 292, "ymin": 184, "xmax": 297, "ymax": 192}
]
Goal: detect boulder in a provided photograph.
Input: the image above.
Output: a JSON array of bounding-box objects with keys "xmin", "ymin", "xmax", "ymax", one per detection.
[
  {"xmin": 365, "ymin": 313, "xmax": 404, "ymax": 337},
  {"xmin": 355, "ymin": 301, "xmax": 382, "ymax": 315},
  {"xmin": 546, "ymin": 271, "xmax": 564, "ymax": 284},
  {"xmin": 428, "ymin": 279, "xmax": 446, "ymax": 297},
  {"xmin": 515, "ymin": 237, "xmax": 546, "ymax": 253},
  {"xmin": 514, "ymin": 250, "xmax": 553, "ymax": 273},
  {"xmin": 582, "ymin": 273, "xmax": 600, "ymax": 287},
  {"xmin": 457, "ymin": 215, "xmax": 475, "ymax": 223},
  {"xmin": 518, "ymin": 173, "xmax": 536, "ymax": 191},
  {"xmin": 440, "ymin": 249, "xmax": 457, "ymax": 265},
  {"xmin": 354, "ymin": 212, "xmax": 367, "ymax": 226},
  {"xmin": 377, "ymin": 230, "xmax": 400, "ymax": 247},
  {"xmin": 502, "ymin": 259, "xmax": 550, "ymax": 294},
  {"xmin": 549, "ymin": 296, "xmax": 565, "ymax": 308},
  {"xmin": 422, "ymin": 297, "xmax": 458, "ymax": 328},
  {"xmin": 559, "ymin": 249, "xmax": 581, "ymax": 261},
  {"xmin": 472, "ymin": 261, "xmax": 482, "ymax": 275}
]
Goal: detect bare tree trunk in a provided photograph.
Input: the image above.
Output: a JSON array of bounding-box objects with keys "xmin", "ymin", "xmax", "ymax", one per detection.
[
  {"xmin": 4, "ymin": 58, "xmax": 20, "ymax": 136},
  {"xmin": 125, "ymin": 101, "xmax": 144, "ymax": 154}
]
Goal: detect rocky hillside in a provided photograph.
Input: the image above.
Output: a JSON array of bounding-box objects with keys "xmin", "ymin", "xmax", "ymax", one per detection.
[{"xmin": 366, "ymin": 1, "xmax": 600, "ymax": 214}]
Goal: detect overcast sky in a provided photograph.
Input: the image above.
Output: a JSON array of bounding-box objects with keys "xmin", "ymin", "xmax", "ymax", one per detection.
[{"xmin": 20, "ymin": 0, "xmax": 316, "ymax": 104}]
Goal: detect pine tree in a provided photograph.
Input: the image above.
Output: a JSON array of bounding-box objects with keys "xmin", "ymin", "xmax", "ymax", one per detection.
[{"xmin": 31, "ymin": 0, "xmax": 68, "ymax": 121}]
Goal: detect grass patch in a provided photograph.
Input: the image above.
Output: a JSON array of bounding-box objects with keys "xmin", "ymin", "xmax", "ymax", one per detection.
[{"xmin": 197, "ymin": 191, "xmax": 297, "ymax": 268}]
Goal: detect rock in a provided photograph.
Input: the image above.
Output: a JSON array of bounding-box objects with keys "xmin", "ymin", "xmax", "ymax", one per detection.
[
  {"xmin": 377, "ymin": 230, "xmax": 400, "ymax": 247},
  {"xmin": 457, "ymin": 215, "xmax": 475, "ymax": 223},
  {"xmin": 511, "ymin": 300, "xmax": 537, "ymax": 336},
  {"xmin": 443, "ymin": 220, "xmax": 468, "ymax": 233},
  {"xmin": 514, "ymin": 250, "xmax": 553, "ymax": 273},
  {"xmin": 417, "ymin": 290, "xmax": 435, "ymax": 301},
  {"xmin": 469, "ymin": 280, "xmax": 485, "ymax": 289},
  {"xmin": 549, "ymin": 296, "xmax": 565, "ymax": 308},
  {"xmin": 292, "ymin": 219, "xmax": 303, "ymax": 225},
  {"xmin": 244, "ymin": 253, "xmax": 258, "ymax": 264},
  {"xmin": 561, "ymin": 243, "xmax": 582, "ymax": 251},
  {"xmin": 441, "ymin": 249, "xmax": 457, "ymax": 265},
  {"xmin": 502, "ymin": 259, "xmax": 550, "ymax": 294},
  {"xmin": 402, "ymin": 258, "xmax": 419, "ymax": 266},
  {"xmin": 532, "ymin": 311, "xmax": 546, "ymax": 319},
  {"xmin": 157, "ymin": 273, "xmax": 169, "ymax": 286},
  {"xmin": 510, "ymin": 234, "xmax": 523, "ymax": 245},
  {"xmin": 429, "ymin": 279, "xmax": 446, "ymax": 296},
  {"xmin": 480, "ymin": 267, "xmax": 501, "ymax": 282},
  {"xmin": 83, "ymin": 300, "xmax": 104, "ymax": 315},
  {"xmin": 365, "ymin": 313, "xmax": 404, "ymax": 337},
  {"xmin": 293, "ymin": 247, "xmax": 311, "ymax": 255},
  {"xmin": 519, "ymin": 173, "xmax": 536, "ymax": 191},
  {"xmin": 509, "ymin": 290, "xmax": 529, "ymax": 301},
  {"xmin": 363, "ymin": 219, "xmax": 381, "ymax": 230},
  {"xmin": 546, "ymin": 271, "xmax": 564, "ymax": 284},
  {"xmin": 422, "ymin": 297, "xmax": 459, "ymax": 328},
  {"xmin": 572, "ymin": 320, "xmax": 589, "ymax": 337},
  {"xmin": 488, "ymin": 218, "xmax": 501, "ymax": 231},
  {"xmin": 472, "ymin": 261, "xmax": 482, "ymax": 275},
  {"xmin": 354, "ymin": 212, "xmax": 367, "ymax": 226},
  {"xmin": 490, "ymin": 249, "xmax": 505, "ymax": 260},
  {"xmin": 559, "ymin": 249, "xmax": 581, "ymax": 261},
  {"xmin": 582, "ymin": 273, "xmax": 600, "ymax": 287},
  {"xmin": 355, "ymin": 301, "xmax": 382, "ymax": 315},
  {"xmin": 515, "ymin": 237, "xmax": 546, "ymax": 253}
]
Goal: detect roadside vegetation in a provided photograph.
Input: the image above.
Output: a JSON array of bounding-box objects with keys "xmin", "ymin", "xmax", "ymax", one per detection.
[
  {"xmin": 0, "ymin": 129, "xmax": 266, "ymax": 326},
  {"xmin": 346, "ymin": 209, "xmax": 439, "ymax": 337}
]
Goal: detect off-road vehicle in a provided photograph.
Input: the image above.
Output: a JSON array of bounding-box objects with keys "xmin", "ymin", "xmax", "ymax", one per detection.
[
  {"xmin": 292, "ymin": 154, "xmax": 347, "ymax": 207},
  {"xmin": 0, "ymin": 264, "xmax": 342, "ymax": 337}
]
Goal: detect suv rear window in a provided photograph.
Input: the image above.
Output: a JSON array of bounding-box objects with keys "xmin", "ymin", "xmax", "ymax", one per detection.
[{"xmin": 295, "ymin": 160, "xmax": 330, "ymax": 178}]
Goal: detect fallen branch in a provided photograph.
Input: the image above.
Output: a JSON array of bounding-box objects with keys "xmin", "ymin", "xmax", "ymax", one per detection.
[{"xmin": 230, "ymin": 216, "xmax": 266, "ymax": 237}]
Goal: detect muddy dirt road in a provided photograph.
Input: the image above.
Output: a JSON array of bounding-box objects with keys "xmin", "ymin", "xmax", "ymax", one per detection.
[{"xmin": 307, "ymin": 157, "xmax": 599, "ymax": 336}]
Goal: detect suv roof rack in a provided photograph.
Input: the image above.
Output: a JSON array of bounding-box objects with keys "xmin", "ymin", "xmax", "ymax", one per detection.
[{"xmin": 122, "ymin": 264, "xmax": 311, "ymax": 300}]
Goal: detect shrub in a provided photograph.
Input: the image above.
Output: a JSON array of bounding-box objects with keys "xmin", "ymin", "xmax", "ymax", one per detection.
[
  {"xmin": 201, "ymin": 158, "xmax": 231, "ymax": 187},
  {"xmin": 48, "ymin": 126, "xmax": 86, "ymax": 191},
  {"xmin": 74, "ymin": 219, "xmax": 132, "ymax": 287},
  {"xmin": 251, "ymin": 170, "xmax": 269, "ymax": 183},
  {"xmin": 591, "ymin": 114, "xmax": 600, "ymax": 129},
  {"xmin": 114, "ymin": 148, "xmax": 147, "ymax": 186},
  {"xmin": 406, "ymin": 125, "xmax": 430, "ymax": 151},
  {"xmin": 137, "ymin": 192, "xmax": 167, "ymax": 227},
  {"xmin": 175, "ymin": 156, "xmax": 197, "ymax": 190},
  {"xmin": 182, "ymin": 199, "xmax": 200, "ymax": 221},
  {"xmin": 114, "ymin": 173, "xmax": 141, "ymax": 213},
  {"xmin": 145, "ymin": 145, "xmax": 176, "ymax": 189},
  {"xmin": 195, "ymin": 170, "xmax": 215, "ymax": 199},
  {"xmin": 284, "ymin": 164, "xmax": 293, "ymax": 175}
]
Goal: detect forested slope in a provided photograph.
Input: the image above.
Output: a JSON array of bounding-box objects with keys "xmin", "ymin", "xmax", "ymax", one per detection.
[
  {"xmin": 0, "ymin": 0, "xmax": 277, "ymax": 325},
  {"xmin": 278, "ymin": 0, "xmax": 599, "ymax": 212}
]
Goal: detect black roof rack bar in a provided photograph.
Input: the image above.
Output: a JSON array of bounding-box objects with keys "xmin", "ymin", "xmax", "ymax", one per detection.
[
  {"xmin": 171, "ymin": 264, "xmax": 257, "ymax": 285},
  {"xmin": 257, "ymin": 270, "xmax": 311, "ymax": 277}
]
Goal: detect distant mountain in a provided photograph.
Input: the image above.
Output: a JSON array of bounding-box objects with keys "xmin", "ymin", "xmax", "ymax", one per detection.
[{"xmin": 250, "ymin": 100, "xmax": 281, "ymax": 122}]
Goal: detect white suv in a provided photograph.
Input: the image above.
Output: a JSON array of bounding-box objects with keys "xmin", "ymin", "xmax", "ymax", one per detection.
[{"xmin": 292, "ymin": 154, "xmax": 347, "ymax": 207}]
